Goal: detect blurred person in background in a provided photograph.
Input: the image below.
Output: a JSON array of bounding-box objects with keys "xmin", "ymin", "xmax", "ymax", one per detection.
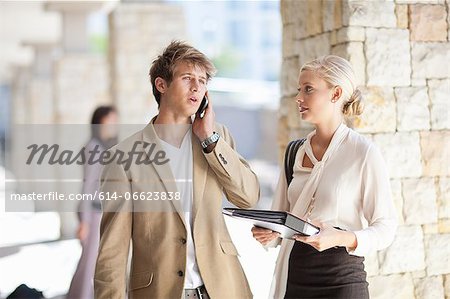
[
  {"xmin": 252, "ymin": 55, "xmax": 397, "ymax": 299},
  {"xmin": 67, "ymin": 105, "xmax": 118, "ymax": 299}
]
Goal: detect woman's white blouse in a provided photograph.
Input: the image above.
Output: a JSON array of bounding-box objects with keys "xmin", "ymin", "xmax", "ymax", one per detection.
[{"xmin": 271, "ymin": 126, "xmax": 398, "ymax": 256}]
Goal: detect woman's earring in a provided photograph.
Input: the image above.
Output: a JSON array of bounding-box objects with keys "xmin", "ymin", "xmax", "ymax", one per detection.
[{"xmin": 331, "ymin": 98, "xmax": 337, "ymax": 103}]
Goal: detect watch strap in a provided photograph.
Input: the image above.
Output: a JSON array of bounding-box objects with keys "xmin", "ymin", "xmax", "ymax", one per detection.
[{"xmin": 201, "ymin": 132, "xmax": 220, "ymax": 149}]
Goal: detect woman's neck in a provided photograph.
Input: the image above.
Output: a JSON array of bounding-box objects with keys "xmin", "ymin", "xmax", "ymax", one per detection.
[{"xmin": 313, "ymin": 119, "xmax": 343, "ymax": 148}]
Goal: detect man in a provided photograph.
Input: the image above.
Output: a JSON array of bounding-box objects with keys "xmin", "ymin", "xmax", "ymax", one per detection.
[{"xmin": 94, "ymin": 41, "xmax": 260, "ymax": 299}]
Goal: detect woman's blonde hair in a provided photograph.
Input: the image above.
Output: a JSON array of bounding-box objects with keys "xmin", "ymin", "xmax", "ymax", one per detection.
[{"xmin": 300, "ymin": 55, "xmax": 363, "ymax": 117}]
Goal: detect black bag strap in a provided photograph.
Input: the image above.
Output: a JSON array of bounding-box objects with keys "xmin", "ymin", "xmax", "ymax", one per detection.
[{"xmin": 284, "ymin": 138, "xmax": 306, "ymax": 186}]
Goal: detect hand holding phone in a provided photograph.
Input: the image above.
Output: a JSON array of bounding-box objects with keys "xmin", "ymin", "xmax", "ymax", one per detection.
[
  {"xmin": 192, "ymin": 93, "xmax": 214, "ymax": 143},
  {"xmin": 196, "ymin": 95, "xmax": 209, "ymax": 119}
]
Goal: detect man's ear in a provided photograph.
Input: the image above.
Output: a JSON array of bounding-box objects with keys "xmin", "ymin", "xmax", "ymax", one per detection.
[{"xmin": 155, "ymin": 77, "xmax": 167, "ymax": 94}]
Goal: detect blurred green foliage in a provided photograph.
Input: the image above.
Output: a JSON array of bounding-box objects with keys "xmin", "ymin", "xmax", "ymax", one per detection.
[
  {"xmin": 212, "ymin": 46, "xmax": 243, "ymax": 78},
  {"xmin": 89, "ymin": 34, "xmax": 107, "ymax": 54}
]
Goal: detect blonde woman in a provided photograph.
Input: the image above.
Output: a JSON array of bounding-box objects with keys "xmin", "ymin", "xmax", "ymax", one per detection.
[{"xmin": 252, "ymin": 55, "xmax": 397, "ymax": 298}]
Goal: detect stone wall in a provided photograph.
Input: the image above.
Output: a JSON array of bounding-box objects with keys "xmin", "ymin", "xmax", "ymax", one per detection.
[
  {"xmin": 52, "ymin": 54, "xmax": 111, "ymax": 124},
  {"xmin": 280, "ymin": 1, "xmax": 450, "ymax": 298},
  {"xmin": 108, "ymin": 3, "xmax": 186, "ymax": 124}
]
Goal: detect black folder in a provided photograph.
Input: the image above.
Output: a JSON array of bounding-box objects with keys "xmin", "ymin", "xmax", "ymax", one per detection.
[{"xmin": 223, "ymin": 208, "xmax": 320, "ymax": 238}]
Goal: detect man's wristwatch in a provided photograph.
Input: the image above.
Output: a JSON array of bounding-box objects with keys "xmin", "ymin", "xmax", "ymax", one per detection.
[{"xmin": 201, "ymin": 132, "xmax": 220, "ymax": 149}]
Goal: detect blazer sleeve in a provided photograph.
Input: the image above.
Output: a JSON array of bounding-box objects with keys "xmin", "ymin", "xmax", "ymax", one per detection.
[
  {"xmin": 203, "ymin": 124, "xmax": 260, "ymax": 209},
  {"xmin": 350, "ymin": 144, "xmax": 398, "ymax": 256},
  {"xmin": 94, "ymin": 151, "xmax": 132, "ymax": 299}
]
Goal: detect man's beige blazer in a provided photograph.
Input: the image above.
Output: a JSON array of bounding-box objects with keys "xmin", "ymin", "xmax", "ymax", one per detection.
[{"xmin": 94, "ymin": 121, "xmax": 260, "ymax": 299}]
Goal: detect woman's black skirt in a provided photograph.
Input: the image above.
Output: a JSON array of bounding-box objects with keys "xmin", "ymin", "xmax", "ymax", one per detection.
[{"xmin": 285, "ymin": 241, "xmax": 369, "ymax": 299}]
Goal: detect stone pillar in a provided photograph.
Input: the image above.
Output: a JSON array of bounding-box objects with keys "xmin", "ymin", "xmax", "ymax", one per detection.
[
  {"xmin": 44, "ymin": 1, "xmax": 113, "ymax": 238},
  {"xmin": 45, "ymin": 1, "xmax": 112, "ymax": 124},
  {"xmin": 22, "ymin": 42, "xmax": 58, "ymax": 124},
  {"xmin": 10, "ymin": 65, "xmax": 32, "ymax": 125},
  {"xmin": 45, "ymin": 1, "xmax": 106, "ymax": 53},
  {"xmin": 0, "ymin": 1, "xmax": 61, "ymax": 83},
  {"xmin": 0, "ymin": 0, "xmax": 61, "ymax": 147},
  {"xmin": 108, "ymin": 2, "xmax": 187, "ymax": 123},
  {"xmin": 11, "ymin": 43, "xmax": 57, "ymax": 202},
  {"xmin": 280, "ymin": 0, "xmax": 450, "ymax": 298}
]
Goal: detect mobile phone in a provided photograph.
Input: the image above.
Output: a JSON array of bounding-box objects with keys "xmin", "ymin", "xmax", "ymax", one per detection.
[{"xmin": 196, "ymin": 95, "xmax": 209, "ymax": 119}]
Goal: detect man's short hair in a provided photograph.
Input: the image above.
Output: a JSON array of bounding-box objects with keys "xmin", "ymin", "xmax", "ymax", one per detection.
[{"xmin": 149, "ymin": 40, "xmax": 217, "ymax": 107}]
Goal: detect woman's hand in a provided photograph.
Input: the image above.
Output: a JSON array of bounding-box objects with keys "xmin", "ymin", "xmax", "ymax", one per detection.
[
  {"xmin": 76, "ymin": 222, "xmax": 89, "ymax": 242},
  {"xmin": 293, "ymin": 222, "xmax": 357, "ymax": 252},
  {"xmin": 251, "ymin": 226, "xmax": 280, "ymax": 246}
]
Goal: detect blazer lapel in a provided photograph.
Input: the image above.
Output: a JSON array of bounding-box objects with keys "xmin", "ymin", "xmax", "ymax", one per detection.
[
  {"xmin": 141, "ymin": 118, "xmax": 186, "ymax": 229},
  {"xmin": 192, "ymin": 131, "xmax": 208, "ymax": 224}
]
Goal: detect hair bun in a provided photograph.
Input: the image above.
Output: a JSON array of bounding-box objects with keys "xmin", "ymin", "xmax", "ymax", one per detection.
[{"xmin": 343, "ymin": 89, "xmax": 363, "ymax": 117}]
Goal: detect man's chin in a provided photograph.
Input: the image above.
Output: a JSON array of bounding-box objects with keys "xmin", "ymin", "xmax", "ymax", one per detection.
[
  {"xmin": 189, "ymin": 109, "xmax": 199, "ymax": 118},
  {"xmin": 177, "ymin": 107, "xmax": 196, "ymax": 119}
]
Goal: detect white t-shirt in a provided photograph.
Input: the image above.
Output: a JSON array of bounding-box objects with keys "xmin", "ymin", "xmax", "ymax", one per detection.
[{"xmin": 159, "ymin": 130, "xmax": 204, "ymax": 289}]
